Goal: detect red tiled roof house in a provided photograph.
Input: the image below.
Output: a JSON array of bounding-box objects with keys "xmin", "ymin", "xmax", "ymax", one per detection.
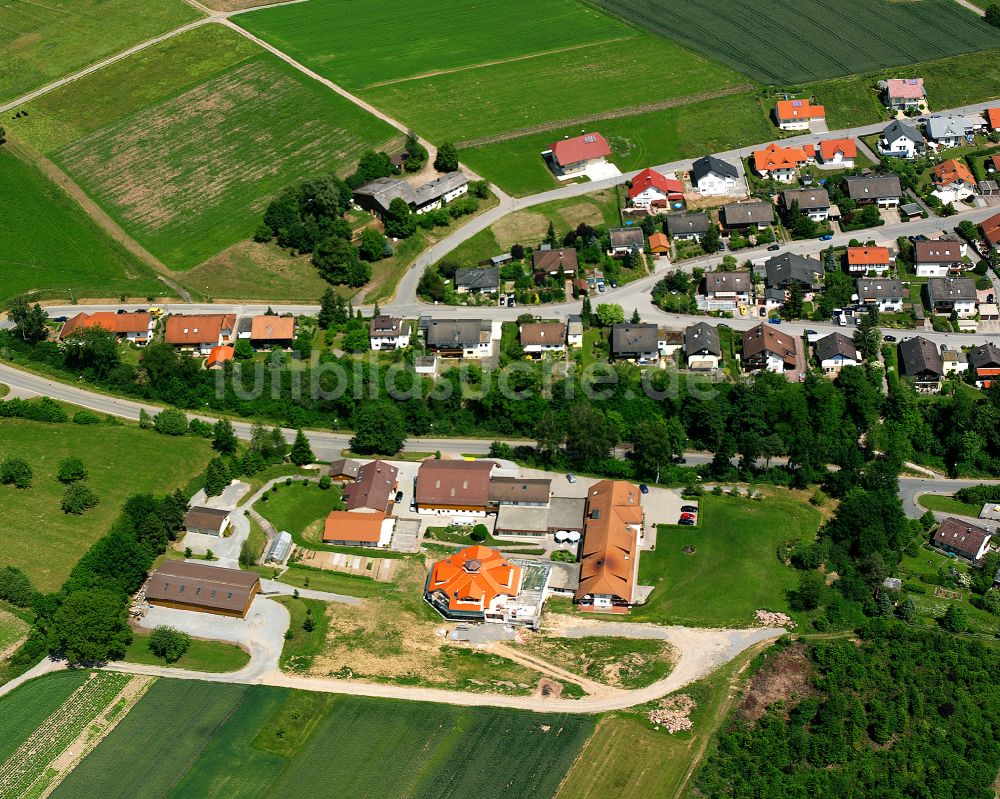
[{"xmin": 546, "ymin": 132, "xmax": 611, "ymax": 176}]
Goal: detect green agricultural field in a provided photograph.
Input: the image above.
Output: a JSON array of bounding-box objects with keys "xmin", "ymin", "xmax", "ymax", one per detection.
[
  {"xmin": 0, "ymin": 606, "xmax": 28, "ymax": 655},
  {"xmin": 633, "ymin": 493, "xmax": 821, "ymax": 628},
  {"xmin": 0, "ymin": 415, "xmax": 213, "ymax": 592},
  {"xmin": 587, "ymin": 0, "xmax": 999, "ymax": 85},
  {"xmin": 0, "ymin": 0, "xmax": 198, "ymax": 104},
  {"xmin": 9, "ymin": 25, "xmax": 400, "ymax": 270},
  {"xmin": 237, "ymin": 0, "xmax": 635, "ymax": 90},
  {"xmin": 45, "ymin": 676, "xmax": 594, "ymax": 799},
  {"xmin": 0, "ymin": 671, "xmax": 89, "ymax": 764},
  {"xmin": 361, "ymin": 35, "xmax": 745, "ymax": 143},
  {"xmin": 461, "ymin": 91, "xmax": 773, "ymax": 196},
  {"xmin": 0, "ymin": 148, "xmax": 166, "ymax": 303}
]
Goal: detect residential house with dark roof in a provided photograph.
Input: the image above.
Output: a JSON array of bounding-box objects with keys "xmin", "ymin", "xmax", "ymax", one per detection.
[
  {"xmin": 927, "ymin": 277, "xmax": 977, "ymax": 317},
  {"xmin": 899, "ymin": 336, "xmax": 944, "ymax": 392},
  {"xmin": 691, "ymin": 155, "xmax": 739, "ymax": 196},
  {"xmin": 488, "ymin": 477, "xmax": 551, "ymax": 508},
  {"xmin": 415, "ymin": 459, "xmax": 497, "ymax": 516},
  {"xmin": 454, "ymin": 267, "xmax": 500, "ymax": 294},
  {"xmin": 877, "ymin": 119, "xmax": 926, "ymax": 159},
  {"xmin": 856, "ymin": 277, "xmax": 905, "ymax": 312},
  {"xmin": 847, "ymin": 245, "xmax": 892, "ymax": 275},
  {"xmin": 576, "ymin": 480, "xmax": 643, "ymax": 610},
  {"xmin": 664, "ymin": 212, "xmax": 710, "ymax": 241},
  {"xmin": 328, "ymin": 458, "xmax": 361, "ymax": 482},
  {"xmin": 684, "ymin": 322, "xmax": 721, "ymax": 370},
  {"xmin": 519, "ymin": 321, "xmax": 566, "ymax": 357},
  {"xmin": 782, "ymin": 188, "xmax": 831, "ymax": 222},
  {"xmin": 609, "ymin": 227, "xmax": 645, "ymax": 257},
  {"xmin": 532, "ymin": 247, "xmax": 578, "ymax": 276},
  {"xmin": 914, "ymin": 239, "xmax": 965, "ymax": 277},
  {"xmin": 741, "ymin": 323, "xmax": 799, "ymax": 376},
  {"xmin": 763, "ymin": 252, "xmax": 822, "ymax": 293},
  {"xmin": 969, "ymin": 343, "xmax": 1000, "ymax": 389},
  {"xmin": 703, "ymin": 271, "xmax": 752, "ymax": 309},
  {"xmin": 343, "ymin": 459, "xmax": 398, "ymax": 513},
  {"xmin": 369, "ymin": 315, "xmax": 410, "ymax": 351},
  {"xmin": 627, "ymin": 167, "xmax": 683, "ymax": 211},
  {"xmin": 815, "ymin": 333, "xmax": 859, "ymax": 375},
  {"xmin": 842, "ymin": 175, "xmax": 902, "ymax": 208},
  {"xmin": 611, "ymin": 323, "xmax": 662, "ymax": 364},
  {"xmin": 932, "ymin": 517, "xmax": 992, "ymax": 562},
  {"xmin": 720, "ymin": 201, "xmax": 773, "ymax": 231},
  {"xmin": 145, "ymin": 561, "xmax": 260, "ymax": 618},
  {"xmin": 546, "ymin": 132, "xmax": 611, "ymax": 175},
  {"xmin": 424, "ymin": 318, "xmax": 494, "ymax": 358}
]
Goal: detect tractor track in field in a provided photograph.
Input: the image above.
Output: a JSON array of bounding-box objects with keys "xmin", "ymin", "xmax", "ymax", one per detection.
[{"xmin": 455, "ymin": 84, "xmax": 755, "ymax": 149}]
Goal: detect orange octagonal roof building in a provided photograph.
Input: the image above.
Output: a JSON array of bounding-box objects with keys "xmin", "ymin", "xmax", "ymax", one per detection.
[{"xmin": 424, "ymin": 545, "xmax": 523, "ymax": 622}]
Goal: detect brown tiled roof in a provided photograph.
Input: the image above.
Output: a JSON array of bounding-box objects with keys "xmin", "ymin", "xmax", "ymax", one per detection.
[
  {"xmin": 322, "ymin": 510, "xmax": 387, "ymax": 544},
  {"xmin": 164, "ymin": 314, "xmax": 235, "ymax": 345},
  {"xmin": 250, "ymin": 315, "xmax": 295, "ymax": 342},
  {"xmin": 416, "ymin": 460, "xmax": 495, "ymax": 507},
  {"xmin": 344, "ymin": 460, "xmax": 398, "ymax": 512},
  {"xmin": 328, "ymin": 458, "xmax": 360, "ymax": 479},
  {"xmin": 519, "ymin": 322, "xmax": 566, "ymax": 347},
  {"xmin": 933, "ymin": 517, "xmax": 992, "ymax": 560},
  {"xmin": 146, "ymin": 561, "xmax": 258, "ymax": 614},
  {"xmin": 742, "ymin": 324, "xmax": 797, "ymax": 367},
  {"xmin": 576, "ymin": 480, "xmax": 642, "ymax": 604},
  {"xmin": 369, "ymin": 315, "xmax": 403, "ymax": 338},
  {"xmin": 915, "ymin": 240, "xmax": 962, "ymax": 263},
  {"xmin": 184, "ymin": 506, "xmax": 230, "ymax": 533},
  {"xmin": 982, "ymin": 212, "xmax": 1000, "ymax": 246},
  {"xmin": 532, "ymin": 248, "xmax": 578, "ymax": 273},
  {"xmin": 489, "ymin": 477, "xmax": 551, "ymax": 504},
  {"xmin": 59, "ymin": 312, "xmax": 150, "ymax": 341}
]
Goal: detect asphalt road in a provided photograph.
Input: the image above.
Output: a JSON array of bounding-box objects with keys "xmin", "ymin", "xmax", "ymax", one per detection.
[{"xmin": 898, "ymin": 476, "xmax": 1000, "ymax": 518}]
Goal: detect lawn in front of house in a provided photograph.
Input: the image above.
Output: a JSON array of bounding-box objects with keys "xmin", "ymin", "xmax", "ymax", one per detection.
[
  {"xmin": 254, "ymin": 481, "xmax": 344, "ymax": 537},
  {"xmin": 122, "ymin": 630, "xmax": 250, "ymax": 672},
  {"xmin": 633, "ymin": 492, "xmax": 821, "ymax": 627},
  {"xmin": 917, "ymin": 494, "xmax": 982, "ymax": 517}
]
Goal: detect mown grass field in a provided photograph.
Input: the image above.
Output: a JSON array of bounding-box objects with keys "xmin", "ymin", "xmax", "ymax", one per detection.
[
  {"xmin": 254, "ymin": 481, "xmax": 343, "ymax": 537},
  {"xmin": 0, "ymin": 148, "xmax": 166, "ymax": 303},
  {"xmin": 0, "ymin": 416, "xmax": 213, "ymax": 592},
  {"xmin": 122, "ymin": 630, "xmax": 250, "ymax": 673},
  {"xmin": 0, "ymin": 0, "xmax": 198, "ymax": 104},
  {"xmin": 361, "ymin": 35, "xmax": 745, "ymax": 143},
  {"xmin": 587, "ymin": 0, "xmax": 999, "ymax": 85},
  {"xmin": 237, "ymin": 0, "xmax": 633, "ymax": 90},
  {"xmin": 461, "ymin": 91, "xmax": 772, "ymax": 196},
  {"xmin": 633, "ymin": 493, "xmax": 820, "ymax": 627},
  {"xmin": 917, "ymin": 494, "xmax": 981, "ymax": 517},
  {"xmin": 44, "ymin": 676, "xmax": 594, "ymax": 798},
  {"xmin": 9, "ymin": 25, "xmax": 400, "ymax": 270}
]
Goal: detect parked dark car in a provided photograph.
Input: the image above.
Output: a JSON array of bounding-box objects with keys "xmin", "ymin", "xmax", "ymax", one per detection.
[
  {"xmin": 681, "ymin": 505, "xmax": 699, "ymax": 513},
  {"xmin": 639, "ymin": 484, "xmax": 649, "ymax": 494},
  {"xmin": 884, "ymin": 335, "xmax": 897, "ymax": 342},
  {"xmin": 678, "ymin": 518, "xmax": 696, "ymax": 526},
  {"xmin": 52, "ymin": 316, "xmax": 68, "ymax": 323},
  {"xmin": 767, "ymin": 244, "xmax": 780, "ymax": 251},
  {"xmin": 394, "ymin": 490, "xmax": 404, "ymax": 503},
  {"xmin": 116, "ymin": 309, "xmax": 127, "ymax": 314}
]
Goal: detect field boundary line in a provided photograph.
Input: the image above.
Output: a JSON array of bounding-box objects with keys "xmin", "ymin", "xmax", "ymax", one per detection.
[
  {"xmin": 35, "ymin": 675, "xmax": 156, "ymax": 799},
  {"xmin": 455, "ymin": 83, "xmax": 754, "ymax": 148},
  {"xmin": 0, "ymin": 17, "xmax": 213, "ymax": 115},
  {"xmin": 3, "ymin": 140, "xmax": 192, "ymax": 300},
  {"xmin": 360, "ymin": 36, "xmax": 637, "ymax": 90}
]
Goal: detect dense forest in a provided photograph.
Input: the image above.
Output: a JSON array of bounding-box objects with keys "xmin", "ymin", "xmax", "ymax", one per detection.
[{"xmin": 696, "ymin": 622, "xmax": 1000, "ymax": 799}]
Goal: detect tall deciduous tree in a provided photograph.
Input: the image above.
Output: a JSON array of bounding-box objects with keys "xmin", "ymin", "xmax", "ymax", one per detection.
[
  {"xmin": 6, "ymin": 296, "xmax": 49, "ymax": 344},
  {"xmin": 212, "ymin": 419, "xmax": 238, "ymax": 455},
  {"xmin": 48, "ymin": 589, "xmax": 131, "ymax": 664},
  {"xmin": 433, "ymin": 142, "xmax": 459, "ymax": 172},
  {"xmin": 350, "ymin": 402, "xmax": 406, "ymax": 455}
]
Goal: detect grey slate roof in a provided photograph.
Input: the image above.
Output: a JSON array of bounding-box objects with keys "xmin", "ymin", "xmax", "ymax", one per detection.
[
  {"xmin": 611, "ymin": 323, "xmax": 660, "ymax": 356},
  {"xmin": 815, "ymin": 332, "xmax": 858, "ymax": 362},
  {"xmin": 704, "ymin": 271, "xmax": 752, "ymax": 294},
  {"xmin": 899, "ymin": 336, "xmax": 944, "ymax": 377},
  {"xmin": 665, "ymin": 212, "xmax": 710, "ymax": 236},
  {"xmin": 926, "ymin": 114, "xmax": 972, "ymax": 140},
  {"xmin": 856, "ymin": 278, "xmax": 905, "ymax": 298},
  {"xmin": 425, "ymin": 319, "xmax": 491, "ymax": 349},
  {"xmin": 454, "ymin": 266, "xmax": 500, "ymax": 291},
  {"xmin": 354, "ymin": 177, "xmax": 413, "ymax": 214},
  {"xmin": 764, "ymin": 252, "xmax": 821, "ymax": 288},
  {"xmin": 609, "ymin": 227, "xmax": 645, "ymax": 249},
  {"xmin": 927, "ymin": 277, "xmax": 977, "ymax": 304},
  {"xmin": 412, "ymin": 171, "xmax": 467, "ymax": 206},
  {"xmin": 882, "ymin": 119, "xmax": 923, "ymax": 144},
  {"xmin": 721, "ymin": 201, "xmax": 773, "ymax": 226},
  {"xmin": 691, "ymin": 154, "xmax": 739, "ymax": 182},
  {"xmin": 842, "ymin": 175, "xmax": 902, "ymax": 200},
  {"xmin": 969, "ymin": 343, "xmax": 1000, "ymax": 369},
  {"xmin": 782, "ymin": 188, "xmax": 830, "ymax": 211},
  {"xmin": 684, "ymin": 322, "xmax": 721, "ymax": 357}
]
